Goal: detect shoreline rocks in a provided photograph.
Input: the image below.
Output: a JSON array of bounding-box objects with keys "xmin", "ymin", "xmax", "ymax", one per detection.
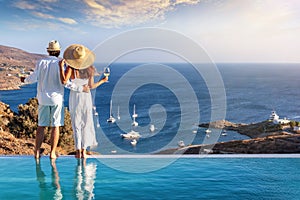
[
  {"xmin": 199, "ymin": 119, "xmax": 285, "ymax": 138},
  {"xmin": 0, "ymin": 99, "xmax": 74, "ymax": 156},
  {"xmin": 157, "ymin": 133, "xmax": 300, "ymax": 154},
  {"xmin": 0, "ymin": 130, "xmax": 67, "ymax": 155},
  {"xmin": 158, "ymin": 120, "xmax": 299, "ymax": 154}
]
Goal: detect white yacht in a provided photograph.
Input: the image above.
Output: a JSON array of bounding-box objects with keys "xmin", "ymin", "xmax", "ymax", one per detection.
[
  {"xmin": 107, "ymin": 100, "xmax": 116, "ymax": 123},
  {"xmin": 221, "ymin": 130, "xmax": 227, "ymax": 136},
  {"xmin": 205, "ymin": 129, "xmax": 211, "ymax": 134},
  {"xmin": 177, "ymin": 140, "xmax": 185, "ymax": 148},
  {"xmin": 111, "ymin": 150, "xmax": 117, "ymax": 154},
  {"xmin": 120, "ymin": 130, "xmax": 141, "ymax": 139},
  {"xmin": 131, "ymin": 139, "xmax": 137, "ymax": 146},
  {"xmin": 149, "ymin": 124, "xmax": 155, "ymax": 132},
  {"xmin": 131, "ymin": 104, "xmax": 138, "ymax": 126}
]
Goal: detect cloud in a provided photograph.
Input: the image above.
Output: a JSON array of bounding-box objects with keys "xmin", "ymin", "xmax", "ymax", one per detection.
[
  {"xmin": 13, "ymin": 1, "xmax": 37, "ymax": 10},
  {"xmin": 11, "ymin": 0, "xmax": 200, "ymax": 28},
  {"xmin": 12, "ymin": 0, "xmax": 78, "ymax": 26},
  {"xmin": 13, "ymin": 0, "xmax": 55, "ymax": 11},
  {"xmin": 83, "ymin": 0, "xmax": 200, "ymax": 27},
  {"xmin": 31, "ymin": 11, "xmax": 54, "ymax": 19},
  {"xmin": 38, "ymin": 0, "xmax": 58, "ymax": 2},
  {"xmin": 57, "ymin": 17, "xmax": 77, "ymax": 25},
  {"xmin": 31, "ymin": 11, "xmax": 77, "ymax": 25}
]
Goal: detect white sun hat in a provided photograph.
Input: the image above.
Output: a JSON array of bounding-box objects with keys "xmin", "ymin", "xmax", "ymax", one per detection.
[{"xmin": 47, "ymin": 40, "xmax": 61, "ymax": 51}]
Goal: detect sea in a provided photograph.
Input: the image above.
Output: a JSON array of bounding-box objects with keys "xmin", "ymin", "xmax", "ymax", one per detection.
[
  {"xmin": 1, "ymin": 63, "xmax": 300, "ymax": 199},
  {"xmin": 1, "ymin": 63, "xmax": 300, "ymax": 154}
]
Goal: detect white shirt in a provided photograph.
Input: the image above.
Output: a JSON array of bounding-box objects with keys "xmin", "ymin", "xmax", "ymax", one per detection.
[
  {"xmin": 25, "ymin": 56, "xmax": 84, "ymax": 105},
  {"xmin": 25, "ymin": 56, "xmax": 64, "ymax": 105}
]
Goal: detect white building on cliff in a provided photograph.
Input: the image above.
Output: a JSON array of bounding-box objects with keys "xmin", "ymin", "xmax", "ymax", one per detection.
[{"xmin": 269, "ymin": 110, "xmax": 290, "ymax": 124}]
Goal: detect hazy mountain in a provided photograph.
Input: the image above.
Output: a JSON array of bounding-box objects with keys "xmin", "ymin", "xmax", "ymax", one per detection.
[
  {"xmin": 0, "ymin": 45, "xmax": 46, "ymax": 70},
  {"xmin": 0, "ymin": 45, "xmax": 46, "ymax": 90}
]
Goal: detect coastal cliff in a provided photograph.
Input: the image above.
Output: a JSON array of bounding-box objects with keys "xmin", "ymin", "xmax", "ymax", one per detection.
[
  {"xmin": 198, "ymin": 119, "xmax": 285, "ymax": 138},
  {"xmin": 158, "ymin": 120, "xmax": 300, "ymax": 154},
  {"xmin": 0, "ymin": 99, "xmax": 74, "ymax": 155},
  {"xmin": 0, "ymin": 45, "xmax": 45, "ymax": 90},
  {"xmin": 158, "ymin": 133, "xmax": 300, "ymax": 154}
]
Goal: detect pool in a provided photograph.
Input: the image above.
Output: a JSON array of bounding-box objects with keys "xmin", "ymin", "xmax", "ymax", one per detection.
[{"xmin": 0, "ymin": 155, "xmax": 300, "ymax": 199}]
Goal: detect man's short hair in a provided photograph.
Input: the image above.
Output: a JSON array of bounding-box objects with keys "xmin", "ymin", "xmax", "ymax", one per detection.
[{"xmin": 48, "ymin": 50, "xmax": 60, "ymax": 57}]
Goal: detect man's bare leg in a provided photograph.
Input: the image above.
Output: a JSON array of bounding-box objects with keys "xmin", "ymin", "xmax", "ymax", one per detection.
[
  {"xmin": 50, "ymin": 127, "xmax": 60, "ymax": 159},
  {"xmin": 35, "ymin": 126, "xmax": 45, "ymax": 159},
  {"xmin": 81, "ymin": 149, "xmax": 87, "ymax": 158}
]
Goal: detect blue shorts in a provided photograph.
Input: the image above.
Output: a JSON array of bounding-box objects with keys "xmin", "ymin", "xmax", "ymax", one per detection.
[{"xmin": 38, "ymin": 104, "xmax": 64, "ymax": 127}]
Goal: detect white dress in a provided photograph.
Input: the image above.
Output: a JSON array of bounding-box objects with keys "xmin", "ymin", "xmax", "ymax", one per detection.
[{"xmin": 69, "ymin": 76, "xmax": 98, "ymax": 150}]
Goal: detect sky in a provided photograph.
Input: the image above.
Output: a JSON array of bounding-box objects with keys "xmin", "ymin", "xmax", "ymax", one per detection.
[{"xmin": 0, "ymin": 0, "xmax": 300, "ymax": 63}]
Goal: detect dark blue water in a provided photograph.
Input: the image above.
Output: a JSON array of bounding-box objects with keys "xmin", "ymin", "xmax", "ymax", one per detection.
[
  {"xmin": 220, "ymin": 63, "xmax": 300, "ymax": 123},
  {"xmin": 1, "ymin": 63, "xmax": 300, "ymax": 154},
  {"xmin": 0, "ymin": 156, "xmax": 299, "ymax": 200}
]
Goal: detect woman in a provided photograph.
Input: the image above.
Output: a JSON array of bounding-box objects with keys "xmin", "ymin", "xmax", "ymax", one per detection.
[{"xmin": 60, "ymin": 44, "xmax": 108, "ymax": 158}]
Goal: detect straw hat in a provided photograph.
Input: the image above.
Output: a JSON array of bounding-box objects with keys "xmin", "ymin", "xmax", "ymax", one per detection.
[
  {"xmin": 63, "ymin": 44, "xmax": 95, "ymax": 69},
  {"xmin": 47, "ymin": 40, "xmax": 61, "ymax": 51}
]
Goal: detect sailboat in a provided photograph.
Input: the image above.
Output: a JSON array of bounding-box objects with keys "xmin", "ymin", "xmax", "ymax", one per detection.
[
  {"xmin": 131, "ymin": 104, "xmax": 138, "ymax": 126},
  {"xmin": 107, "ymin": 100, "xmax": 116, "ymax": 123}
]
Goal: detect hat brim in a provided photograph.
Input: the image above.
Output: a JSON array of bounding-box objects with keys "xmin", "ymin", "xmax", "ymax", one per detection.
[{"xmin": 63, "ymin": 44, "xmax": 95, "ymax": 70}]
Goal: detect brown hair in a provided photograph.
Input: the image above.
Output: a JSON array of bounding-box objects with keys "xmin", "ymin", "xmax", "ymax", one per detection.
[
  {"xmin": 78, "ymin": 66, "xmax": 95, "ymax": 79},
  {"xmin": 48, "ymin": 50, "xmax": 60, "ymax": 57}
]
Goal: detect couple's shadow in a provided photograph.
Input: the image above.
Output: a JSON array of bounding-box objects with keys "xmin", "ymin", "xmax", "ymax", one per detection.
[{"xmin": 35, "ymin": 158, "xmax": 97, "ymax": 199}]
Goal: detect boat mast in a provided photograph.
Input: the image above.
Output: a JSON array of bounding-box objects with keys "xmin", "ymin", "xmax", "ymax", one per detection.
[
  {"xmin": 132, "ymin": 104, "xmax": 138, "ymax": 126},
  {"xmin": 110, "ymin": 100, "xmax": 113, "ymax": 117}
]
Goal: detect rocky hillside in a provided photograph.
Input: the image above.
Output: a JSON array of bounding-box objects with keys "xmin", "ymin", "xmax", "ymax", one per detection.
[
  {"xmin": 158, "ymin": 120, "xmax": 300, "ymax": 154},
  {"xmin": 199, "ymin": 119, "xmax": 285, "ymax": 138},
  {"xmin": 0, "ymin": 129, "xmax": 67, "ymax": 155},
  {"xmin": 0, "ymin": 45, "xmax": 45, "ymax": 68},
  {"xmin": 0, "ymin": 45, "xmax": 45, "ymax": 90},
  {"xmin": 158, "ymin": 133, "xmax": 300, "ymax": 154},
  {"xmin": 0, "ymin": 99, "xmax": 73, "ymax": 156}
]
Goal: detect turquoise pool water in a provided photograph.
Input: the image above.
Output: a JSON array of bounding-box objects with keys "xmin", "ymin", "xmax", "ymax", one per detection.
[{"xmin": 0, "ymin": 156, "xmax": 299, "ymax": 199}]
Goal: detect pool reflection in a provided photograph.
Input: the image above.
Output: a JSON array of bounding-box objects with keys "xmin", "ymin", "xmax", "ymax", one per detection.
[
  {"xmin": 35, "ymin": 158, "xmax": 97, "ymax": 200},
  {"xmin": 35, "ymin": 158, "xmax": 63, "ymax": 199},
  {"xmin": 74, "ymin": 159, "xmax": 97, "ymax": 200}
]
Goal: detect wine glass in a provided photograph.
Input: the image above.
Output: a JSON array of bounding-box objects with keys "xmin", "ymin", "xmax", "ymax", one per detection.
[
  {"xmin": 103, "ymin": 67, "xmax": 110, "ymax": 82},
  {"xmin": 104, "ymin": 67, "xmax": 110, "ymax": 77}
]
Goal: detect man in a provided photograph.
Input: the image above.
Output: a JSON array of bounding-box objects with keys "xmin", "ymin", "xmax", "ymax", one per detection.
[{"xmin": 23, "ymin": 40, "xmax": 88, "ymax": 159}]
